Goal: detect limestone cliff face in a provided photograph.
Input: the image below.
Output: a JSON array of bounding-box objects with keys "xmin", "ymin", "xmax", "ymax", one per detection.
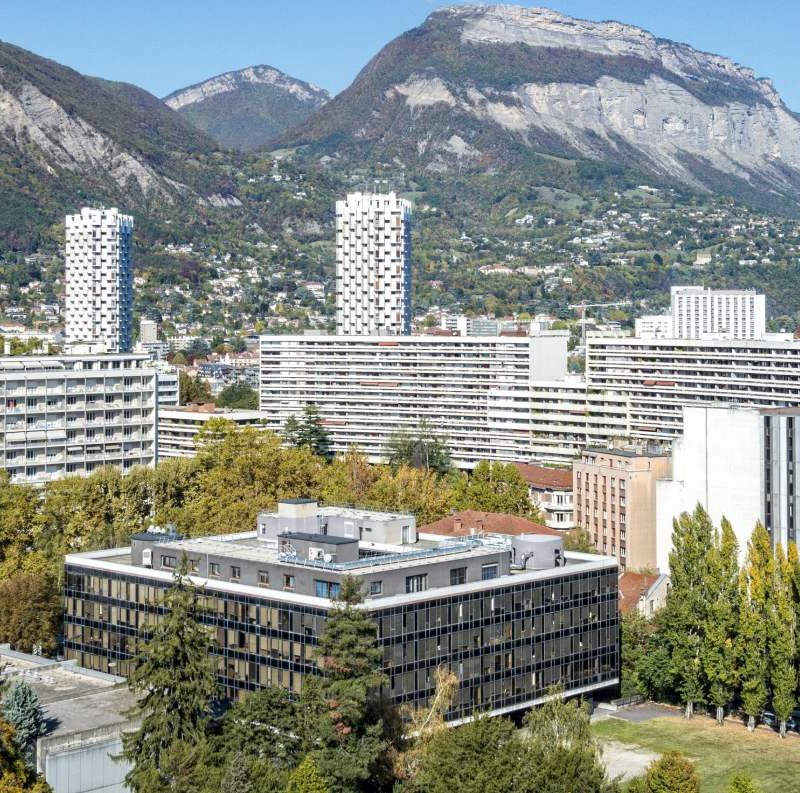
[
  {"xmin": 284, "ymin": 4, "xmax": 800, "ymax": 206},
  {"xmin": 164, "ymin": 66, "xmax": 330, "ymax": 150}
]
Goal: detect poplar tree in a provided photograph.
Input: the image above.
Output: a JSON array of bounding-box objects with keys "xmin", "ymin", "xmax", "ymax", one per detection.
[
  {"xmin": 702, "ymin": 518, "xmax": 739, "ymax": 725},
  {"xmin": 769, "ymin": 545, "xmax": 797, "ymax": 738},
  {"xmin": 737, "ymin": 523, "xmax": 772, "ymax": 731},
  {"xmin": 662, "ymin": 506, "xmax": 714, "ymax": 718},
  {"xmin": 119, "ymin": 557, "xmax": 219, "ymax": 792}
]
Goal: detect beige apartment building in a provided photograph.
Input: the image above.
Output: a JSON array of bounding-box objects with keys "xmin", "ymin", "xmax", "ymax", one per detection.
[{"xmin": 573, "ymin": 446, "xmax": 670, "ymax": 572}]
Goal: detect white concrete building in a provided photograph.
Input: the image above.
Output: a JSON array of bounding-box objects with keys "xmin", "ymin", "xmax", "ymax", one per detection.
[
  {"xmin": 656, "ymin": 406, "xmax": 764, "ymax": 569},
  {"xmin": 585, "ymin": 334, "xmax": 800, "ymax": 442},
  {"xmin": 158, "ymin": 406, "xmax": 265, "ymax": 459},
  {"xmin": 634, "ymin": 314, "xmax": 672, "ymax": 339},
  {"xmin": 0, "ymin": 353, "xmax": 157, "ymax": 485},
  {"xmin": 670, "ymin": 286, "xmax": 765, "ymax": 340},
  {"xmin": 154, "ymin": 363, "xmax": 180, "ymax": 406},
  {"xmin": 139, "ymin": 318, "xmax": 158, "ymax": 344},
  {"xmin": 335, "ymin": 193, "xmax": 412, "ymax": 336},
  {"xmin": 259, "ymin": 332, "xmax": 567, "ymax": 468},
  {"xmin": 65, "ymin": 208, "xmax": 133, "ymax": 353}
]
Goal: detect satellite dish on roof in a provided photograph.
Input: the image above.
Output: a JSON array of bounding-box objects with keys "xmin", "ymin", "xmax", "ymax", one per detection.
[{"xmin": 323, "ymin": 553, "xmax": 333, "ymax": 563}]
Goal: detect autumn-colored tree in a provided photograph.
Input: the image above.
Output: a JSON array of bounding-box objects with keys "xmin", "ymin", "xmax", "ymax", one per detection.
[{"xmin": 0, "ymin": 575, "xmax": 61, "ymax": 656}]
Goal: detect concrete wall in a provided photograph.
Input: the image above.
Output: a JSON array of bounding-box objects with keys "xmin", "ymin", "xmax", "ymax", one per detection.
[
  {"xmin": 656, "ymin": 406, "xmax": 764, "ymax": 570},
  {"xmin": 39, "ymin": 727, "xmax": 130, "ymax": 793}
]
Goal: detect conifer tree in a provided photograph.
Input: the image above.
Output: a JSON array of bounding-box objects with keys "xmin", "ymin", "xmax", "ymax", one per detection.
[
  {"xmin": 220, "ymin": 752, "xmax": 254, "ymax": 793},
  {"xmin": 769, "ymin": 544, "xmax": 797, "ymax": 738},
  {"xmin": 662, "ymin": 506, "xmax": 714, "ymax": 718},
  {"xmin": 119, "ymin": 557, "xmax": 219, "ymax": 792},
  {"xmin": 702, "ymin": 518, "xmax": 739, "ymax": 725},
  {"xmin": 737, "ymin": 523, "xmax": 772, "ymax": 731},
  {"xmin": 643, "ymin": 751, "xmax": 700, "ymax": 793},
  {"xmin": 727, "ymin": 772, "xmax": 761, "ymax": 793},
  {"xmin": 303, "ymin": 576, "xmax": 391, "ymax": 792},
  {"xmin": 1, "ymin": 681, "xmax": 45, "ymax": 765},
  {"xmin": 286, "ymin": 756, "xmax": 330, "ymax": 793}
]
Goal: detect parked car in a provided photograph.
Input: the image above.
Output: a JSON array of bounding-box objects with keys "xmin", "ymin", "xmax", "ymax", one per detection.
[
  {"xmin": 786, "ymin": 715, "xmax": 799, "ymax": 732},
  {"xmin": 761, "ymin": 710, "xmax": 777, "ymax": 728}
]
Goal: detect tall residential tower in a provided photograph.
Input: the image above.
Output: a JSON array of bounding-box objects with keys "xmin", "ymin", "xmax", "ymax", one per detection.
[
  {"xmin": 65, "ymin": 207, "xmax": 133, "ymax": 352},
  {"xmin": 335, "ymin": 192, "xmax": 412, "ymax": 335}
]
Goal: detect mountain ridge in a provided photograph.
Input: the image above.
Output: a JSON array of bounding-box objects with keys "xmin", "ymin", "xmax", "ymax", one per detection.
[
  {"xmin": 164, "ymin": 65, "xmax": 330, "ymax": 151},
  {"xmin": 275, "ymin": 5, "xmax": 800, "ymax": 214}
]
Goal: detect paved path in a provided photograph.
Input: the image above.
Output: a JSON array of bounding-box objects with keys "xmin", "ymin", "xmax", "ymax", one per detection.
[{"xmin": 599, "ymin": 739, "xmax": 660, "ymax": 782}]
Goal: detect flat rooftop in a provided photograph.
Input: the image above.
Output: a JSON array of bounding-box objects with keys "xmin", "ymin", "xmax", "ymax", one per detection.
[{"xmin": 0, "ymin": 647, "xmax": 135, "ymax": 740}]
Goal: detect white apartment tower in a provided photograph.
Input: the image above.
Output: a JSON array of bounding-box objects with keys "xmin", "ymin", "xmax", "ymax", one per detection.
[
  {"xmin": 670, "ymin": 286, "xmax": 765, "ymax": 340},
  {"xmin": 335, "ymin": 192, "xmax": 412, "ymax": 335},
  {"xmin": 65, "ymin": 207, "xmax": 133, "ymax": 352}
]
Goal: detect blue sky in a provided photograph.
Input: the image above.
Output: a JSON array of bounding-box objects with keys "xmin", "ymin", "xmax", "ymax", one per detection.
[{"xmin": 3, "ymin": 1, "xmax": 799, "ymax": 108}]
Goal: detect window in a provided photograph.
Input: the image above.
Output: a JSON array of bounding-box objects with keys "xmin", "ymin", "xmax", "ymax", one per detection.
[
  {"xmin": 258, "ymin": 570, "xmax": 269, "ymax": 587},
  {"xmin": 369, "ymin": 580, "xmax": 383, "ymax": 596},
  {"xmin": 450, "ymin": 567, "xmax": 467, "ymax": 586},
  {"xmin": 315, "ymin": 580, "xmax": 341, "ymax": 599},
  {"xmin": 405, "ymin": 574, "xmax": 428, "ymax": 593},
  {"xmin": 481, "ymin": 564, "xmax": 499, "ymax": 581},
  {"xmin": 231, "ymin": 566, "xmax": 241, "ymax": 580},
  {"xmin": 161, "ymin": 555, "xmax": 177, "ymax": 569},
  {"xmin": 284, "ymin": 574, "xmax": 296, "ymax": 590},
  {"xmin": 209, "ymin": 563, "xmax": 221, "ymax": 577}
]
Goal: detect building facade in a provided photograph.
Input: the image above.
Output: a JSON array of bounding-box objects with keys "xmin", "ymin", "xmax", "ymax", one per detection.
[
  {"xmin": 64, "ymin": 501, "xmax": 619, "ymax": 722},
  {"xmin": 335, "ymin": 193, "xmax": 412, "ymax": 336},
  {"xmin": 513, "ymin": 463, "xmax": 575, "ymax": 531},
  {"xmin": 585, "ymin": 335, "xmax": 800, "ymax": 442},
  {"xmin": 574, "ymin": 446, "xmax": 671, "ymax": 572},
  {"xmin": 259, "ymin": 332, "xmax": 568, "ymax": 468},
  {"xmin": 65, "ymin": 208, "xmax": 133, "ymax": 353},
  {"xmin": 0, "ymin": 353, "xmax": 156, "ymax": 485},
  {"xmin": 670, "ymin": 286, "xmax": 766, "ymax": 340},
  {"xmin": 158, "ymin": 406, "xmax": 265, "ymax": 459}
]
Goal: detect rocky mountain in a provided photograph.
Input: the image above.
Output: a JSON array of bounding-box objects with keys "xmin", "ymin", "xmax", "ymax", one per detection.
[
  {"xmin": 280, "ymin": 5, "xmax": 800, "ymax": 213},
  {"xmin": 164, "ymin": 66, "xmax": 330, "ymax": 151},
  {"xmin": 0, "ymin": 40, "xmax": 230, "ymax": 250}
]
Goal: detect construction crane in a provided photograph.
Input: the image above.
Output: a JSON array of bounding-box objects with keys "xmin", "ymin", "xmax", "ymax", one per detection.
[{"xmin": 568, "ymin": 301, "xmax": 632, "ymax": 350}]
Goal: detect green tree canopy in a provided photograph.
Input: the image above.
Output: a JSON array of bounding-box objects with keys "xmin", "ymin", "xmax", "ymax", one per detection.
[
  {"xmin": 119, "ymin": 558, "xmax": 219, "ymax": 792},
  {"xmin": 1, "ymin": 681, "xmax": 45, "ymax": 765},
  {"xmin": 215, "ymin": 382, "xmax": 258, "ymax": 410},
  {"xmin": 454, "ymin": 460, "xmax": 534, "ymax": 518},
  {"xmin": 385, "ymin": 419, "xmax": 451, "ymax": 475}
]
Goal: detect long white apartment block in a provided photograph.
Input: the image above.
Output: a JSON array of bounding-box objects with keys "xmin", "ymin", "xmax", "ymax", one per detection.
[
  {"xmin": 259, "ymin": 333, "xmax": 568, "ymax": 468},
  {"xmin": 335, "ymin": 193, "xmax": 412, "ymax": 336},
  {"xmin": 158, "ymin": 406, "xmax": 265, "ymax": 459},
  {"xmin": 65, "ymin": 208, "xmax": 133, "ymax": 353},
  {"xmin": 529, "ymin": 376, "xmax": 631, "ymax": 463},
  {"xmin": 586, "ymin": 334, "xmax": 800, "ymax": 441},
  {"xmin": 0, "ymin": 354, "xmax": 157, "ymax": 486},
  {"xmin": 671, "ymin": 286, "xmax": 765, "ymax": 340}
]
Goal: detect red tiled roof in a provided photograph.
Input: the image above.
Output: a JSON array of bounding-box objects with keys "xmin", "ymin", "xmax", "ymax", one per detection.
[
  {"xmin": 618, "ymin": 571, "xmax": 660, "ymax": 614},
  {"xmin": 419, "ymin": 510, "xmax": 558, "ymax": 538},
  {"xmin": 512, "ymin": 462, "xmax": 573, "ymax": 490}
]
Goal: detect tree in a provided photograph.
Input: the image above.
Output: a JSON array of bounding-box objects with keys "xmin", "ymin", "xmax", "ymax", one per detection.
[
  {"xmin": 216, "ymin": 383, "xmax": 258, "ymax": 410},
  {"xmin": 0, "ymin": 719, "xmax": 51, "ymax": 792},
  {"xmin": 296, "ymin": 404, "xmax": 332, "ymax": 460},
  {"xmin": 702, "ymin": 518, "xmax": 739, "ymax": 725},
  {"xmin": 737, "ymin": 524, "xmax": 771, "ymax": 731},
  {"xmin": 1, "ymin": 683, "xmax": 45, "ymax": 765},
  {"xmin": 0, "ymin": 575, "xmax": 62, "ymax": 656},
  {"xmin": 621, "ymin": 610, "xmax": 656, "ymax": 697},
  {"xmin": 179, "ymin": 372, "xmax": 212, "ymax": 405},
  {"xmin": 661, "ymin": 506, "xmax": 714, "ymax": 718},
  {"xmin": 286, "ymin": 756, "xmax": 330, "ymax": 793},
  {"xmin": 726, "ymin": 773, "xmax": 760, "ymax": 793},
  {"xmin": 119, "ymin": 558, "xmax": 219, "ymax": 792},
  {"xmin": 319, "ymin": 449, "xmax": 378, "ymax": 506},
  {"xmin": 221, "ymin": 686, "xmax": 300, "ymax": 769},
  {"xmin": 302, "ymin": 577, "xmax": 391, "ymax": 792},
  {"xmin": 768, "ymin": 545, "xmax": 796, "ymax": 738},
  {"xmin": 642, "ymin": 751, "xmax": 700, "ymax": 793},
  {"xmin": 220, "ymin": 752, "xmax": 254, "ymax": 793},
  {"xmin": 409, "ymin": 715, "xmax": 523, "ymax": 793},
  {"xmin": 385, "ymin": 419, "xmax": 451, "ymax": 475},
  {"xmin": 522, "ymin": 689, "xmax": 617, "ymax": 793},
  {"xmin": 564, "ymin": 528, "xmax": 599, "ymax": 554},
  {"xmin": 454, "ymin": 460, "xmax": 533, "ymax": 517}
]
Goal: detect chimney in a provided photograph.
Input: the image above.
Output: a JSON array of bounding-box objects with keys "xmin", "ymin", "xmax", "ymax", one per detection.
[
  {"xmin": 476, "ymin": 519, "xmax": 484, "ymax": 533},
  {"xmin": 453, "ymin": 517, "xmax": 462, "ymax": 532}
]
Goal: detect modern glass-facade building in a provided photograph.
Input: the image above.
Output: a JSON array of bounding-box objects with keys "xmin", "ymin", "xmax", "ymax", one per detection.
[{"xmin": 64, "ymin": 501, "xmax": 619, "ymax": 721}]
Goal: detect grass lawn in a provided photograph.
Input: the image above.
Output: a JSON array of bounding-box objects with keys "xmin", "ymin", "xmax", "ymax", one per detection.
[{"xmin": 592, "ymin": 714, "xmax": 800, "ymax": 792}]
